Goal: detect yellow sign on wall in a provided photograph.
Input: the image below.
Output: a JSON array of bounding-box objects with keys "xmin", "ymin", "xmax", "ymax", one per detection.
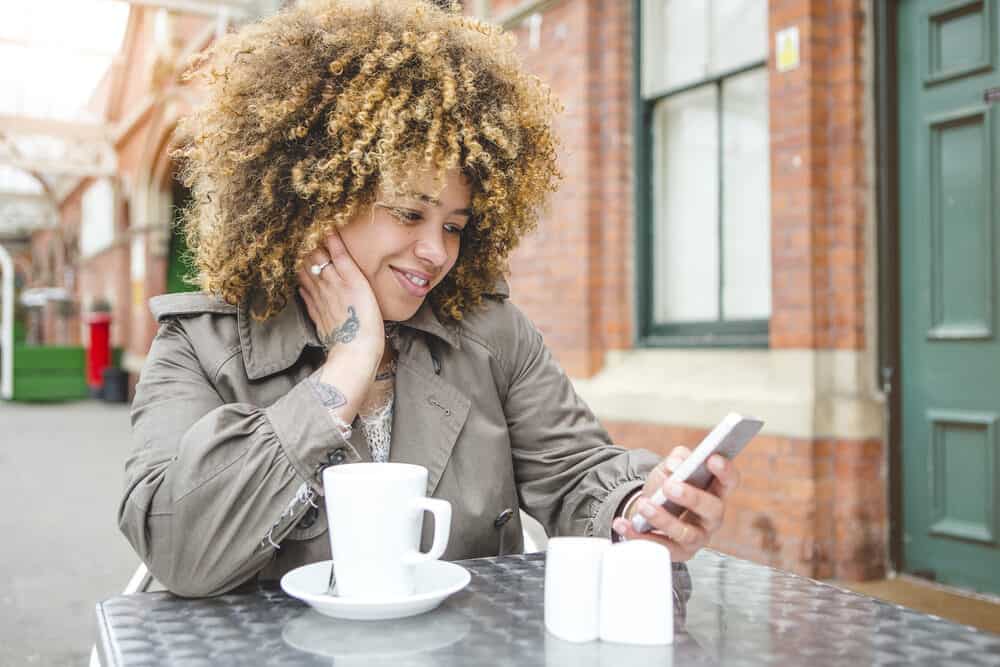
[{"xmin": 777, "ymin": 26, "xmax": 800, "ymax": 73}]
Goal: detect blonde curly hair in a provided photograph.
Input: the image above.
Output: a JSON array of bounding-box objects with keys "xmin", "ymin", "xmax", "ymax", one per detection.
[{"xmin": 175, "ymin": 0, "xmax": 562, "ymax": 321}]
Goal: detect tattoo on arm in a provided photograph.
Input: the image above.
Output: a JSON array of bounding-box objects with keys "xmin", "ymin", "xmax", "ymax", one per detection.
[
  {"xmin": 321, "ymin": 306, "xmax": 360, "ymax": 350},
  {"xmin": 306, "ymin": 370, "xmax": 348, "ymax": 410}
]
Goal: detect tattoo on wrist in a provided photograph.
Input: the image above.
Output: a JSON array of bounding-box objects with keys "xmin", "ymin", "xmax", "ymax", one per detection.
[
  {"xmin": 307, "ymin": 370, "xmax": 348, "ymax": 409},
  {"xmin": 321, "ymin": 306, "xmax": 360, "ymax": 349}
]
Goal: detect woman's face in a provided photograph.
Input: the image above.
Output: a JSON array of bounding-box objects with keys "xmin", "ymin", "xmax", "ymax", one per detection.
[{"xmin": 339, "ymin": 168, "xmax": 472, "ymax": 322}]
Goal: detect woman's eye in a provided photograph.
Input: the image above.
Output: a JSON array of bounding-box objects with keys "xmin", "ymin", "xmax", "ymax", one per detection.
[
  {"xmin": 387, "ymin": 207, "xmax": 421, "ymax": 223},
  {"xmin": 444, "ymin": 223, "xmax": 465, "ymax": 235}
]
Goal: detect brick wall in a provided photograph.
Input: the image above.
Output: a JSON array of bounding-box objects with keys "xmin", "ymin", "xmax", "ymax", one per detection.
[
  {"xmin": 769, "ymin": 0, "xmax": 868, "ymax": 349},
  {"xmin": 501, "ymin": 0, "xmax": 883, "ymax": 580},
  {"xmin": 586, "ymin": 0, "xmax": 634, "ymax": 358},
  {"xmin": 605, "ymin": 420, "xmax": 885, "ymax": 580},
  {"xmin": 505, "ymin": 0, "xmax": 634, "ymax": 378},
  {"xmin": 51, "ymin": 180, "xmax": 133, "ymax": 351},
  {"xmin": 78, "ymin": 245, "xmax": 133, "ymax": 350}
]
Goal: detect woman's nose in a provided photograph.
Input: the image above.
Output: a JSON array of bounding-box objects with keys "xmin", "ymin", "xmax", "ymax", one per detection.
[{"xmin": 413, "ymin": 229, "xmax": 449, "ymax": 267}]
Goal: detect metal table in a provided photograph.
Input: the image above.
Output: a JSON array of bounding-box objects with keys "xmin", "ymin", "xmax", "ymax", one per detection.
[{"xmin": 95, "ymin": 551, "xmax": 1000, "ymax": 666}]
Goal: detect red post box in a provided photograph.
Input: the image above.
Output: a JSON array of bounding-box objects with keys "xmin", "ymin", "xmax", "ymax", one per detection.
[{"xmin": 86, "ymin": 312, "xmax": 112, "ymax": 396}]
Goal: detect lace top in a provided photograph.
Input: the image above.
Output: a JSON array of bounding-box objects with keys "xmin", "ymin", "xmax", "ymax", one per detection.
[
  {"xmin": 351, "ymin": 328, "xmax": 399, "ymax": 463},
  {"xmin": 357, "ymin": 355, "xmax": 396, "ymax": 463},
  {"xmin": 359, "ymin": 387, "xmax": 393, "ymax": 463}
]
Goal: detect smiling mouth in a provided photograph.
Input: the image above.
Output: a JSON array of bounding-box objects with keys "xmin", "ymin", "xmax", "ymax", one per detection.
[
  {"xmin": 400, "ymin": 271, "xmax": 428, "ymax": 287},
  {"xmin": 390, "ymin": 267, "xmax": 434, "ymax": 297}
]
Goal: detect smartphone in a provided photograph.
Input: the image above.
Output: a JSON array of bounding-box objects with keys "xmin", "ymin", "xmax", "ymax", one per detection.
[{"xmin": 631, "ymin": 412, "xmax": 764, "ymax": 534}]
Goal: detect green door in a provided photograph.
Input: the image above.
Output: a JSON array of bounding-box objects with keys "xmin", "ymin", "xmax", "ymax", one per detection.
[
  {"xmin": 166, "ymin": 179, "xmax": 197, "ymax": 294},
  {"xmin": 898, "ymin": 0, "xmax": 1000, "ymax": 594}
]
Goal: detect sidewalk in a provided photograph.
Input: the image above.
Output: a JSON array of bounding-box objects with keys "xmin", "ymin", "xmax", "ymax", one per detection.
[
  {"xmin": 0, "ymin": 400, "xmax": 139, "ymax": 667},
  {"xmin": 837, "ymin": 576, "xmax": 1000, "ymax": 635}
]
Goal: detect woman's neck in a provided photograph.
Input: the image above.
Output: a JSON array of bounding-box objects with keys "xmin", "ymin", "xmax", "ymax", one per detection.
[{"xmin": 377, "ymin": 347, "xmax": 396, "ymax": 375}]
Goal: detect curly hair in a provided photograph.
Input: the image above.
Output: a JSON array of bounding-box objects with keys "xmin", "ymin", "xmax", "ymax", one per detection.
[{"xmin": 174, "ymin": 0, "xmax": 562, "ymax": 321}]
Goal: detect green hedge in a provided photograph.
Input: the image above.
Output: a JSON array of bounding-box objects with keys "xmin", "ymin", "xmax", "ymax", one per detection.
[{"xmin": 10, "ymin": 345, "xmax": 125, "ymax": 402}]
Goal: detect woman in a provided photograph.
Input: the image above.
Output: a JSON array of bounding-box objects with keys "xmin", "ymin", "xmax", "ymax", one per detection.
[{"xmin": 120, "ymin": 0, "xmax": 740, "ymax": 597}]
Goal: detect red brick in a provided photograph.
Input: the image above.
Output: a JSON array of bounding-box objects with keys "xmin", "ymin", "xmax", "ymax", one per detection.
[{"xmin": 606, "ymin": 420, "xmax": 886, "ymax": 580}]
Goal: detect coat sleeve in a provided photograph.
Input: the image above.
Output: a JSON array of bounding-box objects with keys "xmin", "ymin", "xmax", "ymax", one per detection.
[
  {"xmin": 119, "ymin": 318, "xmax": 352, "ymax": 597},
  {"xmin": 501, "ymin": 305, "xmax": 662, "ymax": 540}
]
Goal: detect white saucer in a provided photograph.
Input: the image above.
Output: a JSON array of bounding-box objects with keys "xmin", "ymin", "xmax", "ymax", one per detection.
[{"xmin": 280, "ymin": 560, "xmax": 471, "ymax": 620}]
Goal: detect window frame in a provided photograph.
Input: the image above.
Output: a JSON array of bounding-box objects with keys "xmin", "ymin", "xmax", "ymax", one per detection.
[{"xmin": 633, "ymin": 0, "xmax": 771, "ymax": 348}]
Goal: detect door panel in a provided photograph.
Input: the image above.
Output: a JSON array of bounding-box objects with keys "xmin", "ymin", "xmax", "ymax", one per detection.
[
  {"xmin": 926, "ymin": 108, "xmax": 993, "ymax": 339},
  {"xmin": 898, "ymin": 0, "xmax": 1000, "ymax": 594}
]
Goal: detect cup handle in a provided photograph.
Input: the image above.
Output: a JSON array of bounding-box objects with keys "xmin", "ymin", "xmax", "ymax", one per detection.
[{"xmin": 404, "ymin": 497, "xmax": 452, "ymax": 564}]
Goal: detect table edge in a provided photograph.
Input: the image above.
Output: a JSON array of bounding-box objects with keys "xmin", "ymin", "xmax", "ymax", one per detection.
[{"xmin": 94, "ymin": 601, "xmax": 119, "ymax": 667}]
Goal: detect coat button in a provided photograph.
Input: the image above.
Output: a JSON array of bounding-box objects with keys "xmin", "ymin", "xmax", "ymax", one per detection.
[
  {"xmin": 298, "ymin": 505, "xmax": 319, "ymax": 529},
  {"xmin": 316, "ymin": 448, "xmax": 349, "ymax": 481},
  {"xmin": 494, "ymin": 508, "xmax": 515, "ymax": 528}
]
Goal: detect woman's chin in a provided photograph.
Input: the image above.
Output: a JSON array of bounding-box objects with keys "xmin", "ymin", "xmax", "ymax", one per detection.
[{"xmin": 378, "ymin": 296, "xmax": 424, "ymax": 323}]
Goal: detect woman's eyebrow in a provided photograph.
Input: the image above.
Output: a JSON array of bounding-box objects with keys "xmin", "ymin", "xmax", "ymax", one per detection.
[{"xmin": 411, "ymin": 193, "xmax": 472, "ymax": 216}]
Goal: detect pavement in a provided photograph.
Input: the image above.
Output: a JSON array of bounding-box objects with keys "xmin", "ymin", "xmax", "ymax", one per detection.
[
  {"xmin": 838, "ymin": 576, "xmax": 1000, "ymax": 635},
  {"xmin": 0, "ymin": 400, "xmax": 139, "ymax": 667}
]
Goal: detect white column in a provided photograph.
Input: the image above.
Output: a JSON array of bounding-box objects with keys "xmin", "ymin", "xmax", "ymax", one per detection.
[{"xmin": 0, "ymin": 244, "xmax": 13, "ymax": 400}]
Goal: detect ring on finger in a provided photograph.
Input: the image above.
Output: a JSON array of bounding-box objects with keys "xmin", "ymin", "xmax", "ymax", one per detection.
[
  {"xmin": 679, "ymin": 524, "xmax": 690, "ymax": 544},
  {"xmin": 310, "ymin": 260, "xmax": 333, "ymax": 276}
]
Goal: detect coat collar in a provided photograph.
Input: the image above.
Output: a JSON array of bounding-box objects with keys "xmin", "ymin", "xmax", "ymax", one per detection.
[
  {"xmin": 400, "ymin": 276, "xmax": 509, "ymax": 350},
  {"xmin": 238, "ymin": 294, "xmax": 321, "ymax": 381},
  {"xmin": 238, "ymin": 294, "xmax": 467, "ymax": 381},
  {"xmin": 400, "ymin": 300, "xmax": 460, "ymax": 350}
]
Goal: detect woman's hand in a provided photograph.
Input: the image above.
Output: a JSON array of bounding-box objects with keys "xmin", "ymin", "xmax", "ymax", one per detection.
[
  {"xmin": 612, "ymin": 446, "xmax": 741, "ymax": 562},
  {"xmin": 297, "ymin": 230, "xmax": 384, "ymax": 380}
]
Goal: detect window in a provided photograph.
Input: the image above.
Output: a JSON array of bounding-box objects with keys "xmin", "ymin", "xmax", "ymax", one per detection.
[
  {"xmin": 80, "ymin": 178, "xmax": 116, "ymax": 258},
  {"xmin": 637, "ymin": 0, "xmax": 771, "ymax": 346}
]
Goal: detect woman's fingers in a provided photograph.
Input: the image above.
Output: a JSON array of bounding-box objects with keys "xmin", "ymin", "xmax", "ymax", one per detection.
[
  {"xmin": 654, "ymin": 445, "xmax": 690, "ymax": 477},
  {"xmin": 302, "ymin": 247, "xmax": 340, "ymax": 286},
  {"xmin": 634, "ymin": 497, "xmax": 707, "ymax": 547},
  {"xmin": 324, "ymin": 230, "xmax": 363, "ymax": 284},
  {"xmin": 298, "ymin": 248, "xmax": 341, "ymax": 336},
  {"xmin": 611, "ymin": 516, "xmax": 701, "ymax": 562},
  {"xmin": 622, "ymin": 446, "xmax": 741, "ymax": 562},
  {"xmin": 649, "ymin": 444, "xmax": 690, "ymax": 487},
  {"xmin": 298, "ymin": 285, "xmax": 320, "ymax": 325},
  {"xmin": 656, "ymin": 448, "xmax": 738, "ymax": 531},
  {"xmin": 707, "ymin": 454, "xmax": 741, "ymax": 500},
  {"xmin": 668, "ymin": 445, "xmax": 691, "ymax": 464},
  {"xmin": 661, "ymin": 479, "xmax": 725, "ymax": 533},
  {"xmin": 299, "ymin": 253, "xmax": 328, "ymax": 292},
  {"xmin": 297, "ymin": 266, "xmax": 318, "ymax": 293}
]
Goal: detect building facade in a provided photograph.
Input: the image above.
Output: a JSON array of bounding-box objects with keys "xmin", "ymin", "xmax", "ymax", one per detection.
[
  {"xmin": 497, "ymin": 0, "xmax": 885, "ymax": 583},
  {"xmin": 27, "ymin": 1, "xmax": 1000, "ymax": 594}
]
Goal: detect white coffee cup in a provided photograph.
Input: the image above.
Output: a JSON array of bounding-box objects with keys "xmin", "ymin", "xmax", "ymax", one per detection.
[
  {"xmin": 599, "ymin": 540, "xmax": 674, "ymax": 645},
  {"xmin": 544, "ymin": 537, "xmax": 612, "ymax": 642},
  {"xmin": 322, "ymin": 462, "xmax": 452, "ymax": 599}
]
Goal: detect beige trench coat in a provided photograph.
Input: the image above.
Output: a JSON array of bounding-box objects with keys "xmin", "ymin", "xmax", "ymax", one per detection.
[{"xmin": 119, "ymin": 284, "xmax": 661, "ymax": 597}]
